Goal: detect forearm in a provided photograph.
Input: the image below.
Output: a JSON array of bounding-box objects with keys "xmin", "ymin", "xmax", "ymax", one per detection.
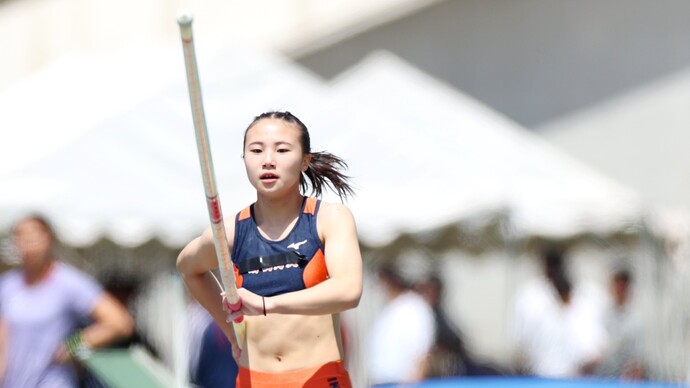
[
  {"xmin": 180, "ymin": 270, "xmax": 237, "ymax": 344},
  {"xmin": 82, "ymin": 295, "xmax": 134, "ymax": 349},
  {"xmin": 266, "ymin": 277, "xmax": 361, "ymax": 316},
  {"xmin": 81, "ymin": 322, "xmax": 129, "ymax": 349},
  {"xmin": 177, "ymin": 231, "xmax": 238, "ymax": 343}
]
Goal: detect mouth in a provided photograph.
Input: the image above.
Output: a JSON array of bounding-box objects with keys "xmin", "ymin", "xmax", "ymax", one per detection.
[{"xmin": 260, "ymin": 173, "xmax": 279, "ymax": 181}]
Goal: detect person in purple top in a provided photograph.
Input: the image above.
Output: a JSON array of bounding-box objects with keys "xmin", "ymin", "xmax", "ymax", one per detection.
[{"xmin": 0, "ymin": 214, "xmax": 135, "ymax": 387}]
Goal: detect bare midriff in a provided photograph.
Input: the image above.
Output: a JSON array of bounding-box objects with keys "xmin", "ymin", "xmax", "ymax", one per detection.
[{"xmin": 238, "ymin": 313, "xmax": 342, "ymax": 372}]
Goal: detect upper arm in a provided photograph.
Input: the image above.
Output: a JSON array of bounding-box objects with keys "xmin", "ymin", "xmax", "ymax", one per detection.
[
  {"xmin": 177, "ymin": 220, "xmax": 235, "ymax": 276},
  {"xmin": 319, "ymin": 203, "xmax": 363, "ymax": 294}
]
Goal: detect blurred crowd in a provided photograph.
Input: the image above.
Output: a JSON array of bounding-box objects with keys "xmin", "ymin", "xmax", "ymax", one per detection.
[
  {"xmin": 367, "ymin": 247, "xmax": 648, "ymax": 386},
  {"xmin": 0, "ymin": 214, "xmax": 240, "ymax": 388},
  {"xmin": 0, "ymin": 214, "xmax": 658, "ymax": 387},
  {"xmin": 509, "ymin": 248, "xmax": 645, "ymax": 380}
]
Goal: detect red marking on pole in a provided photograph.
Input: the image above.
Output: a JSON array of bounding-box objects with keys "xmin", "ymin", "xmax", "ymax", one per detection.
[{"xmin": 207, "ymin": 196, "xmax": 223, "ymax": 223}]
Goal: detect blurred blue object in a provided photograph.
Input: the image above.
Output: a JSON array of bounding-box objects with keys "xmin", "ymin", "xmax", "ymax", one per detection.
[
  {"xmin": 192, "ymin": 321, "xmax": 238, "ymax": 388},
  {"xmin": 378, "ymin": 377, "xmax": 686, "ymax": 388}
]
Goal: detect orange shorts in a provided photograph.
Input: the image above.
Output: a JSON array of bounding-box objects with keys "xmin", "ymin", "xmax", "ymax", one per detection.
[{"xmin": 236, "ymin": 360, "xmax": 351, "ymax": 388}]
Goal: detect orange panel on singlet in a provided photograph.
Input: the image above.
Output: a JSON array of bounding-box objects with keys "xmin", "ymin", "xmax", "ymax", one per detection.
[
  {"xmin": 303, "ymin": 197, "xmax": 318, "ymax": 215},
  {"xmin": 303, "ymin": 248, "xmax": 328, "ymax": 288},
  {"xmin": 233, "ymin": 264, "xmax": 244, "ymax": 288},
  {"xmin": 238, "ymin": 206, "xmax": 251, "ymax": 221}
]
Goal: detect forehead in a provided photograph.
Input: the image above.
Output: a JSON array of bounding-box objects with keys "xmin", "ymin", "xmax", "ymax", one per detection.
[
  {"xmin": 245, "ymin": 119, "xmax": 301, "ymax": 141},
  {"xmin": 14, "ymin": 219, "xmax": 50, "ymax": 235}
]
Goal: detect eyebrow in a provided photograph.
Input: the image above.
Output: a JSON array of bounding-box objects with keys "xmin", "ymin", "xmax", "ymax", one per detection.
[{"xmin": 247, "ymin": 141, "xmax": 294, "ymax": 147}]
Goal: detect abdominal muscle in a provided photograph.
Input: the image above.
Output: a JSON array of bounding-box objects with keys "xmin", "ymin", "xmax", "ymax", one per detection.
[{"xmin": 239, "ymin": 313, "xmax": 343, "ymax": 372}]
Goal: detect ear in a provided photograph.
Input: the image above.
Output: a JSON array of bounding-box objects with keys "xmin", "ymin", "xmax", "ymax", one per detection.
[{"xmin": 301, "ymin": 154, "xmax": 312, "ymax": 172}]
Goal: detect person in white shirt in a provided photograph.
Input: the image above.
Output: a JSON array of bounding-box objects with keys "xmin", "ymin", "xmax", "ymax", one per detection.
[
  {"xmin": 592, "ymin": 267, "xmax": 646, "ymax": 379},
  {"xmin": 368, "ymin": 261, "xmax": 436, "ymax": 386},
  {"xmin": 510, "ymin": 248, "xmax": 606, "ymax": 378}
]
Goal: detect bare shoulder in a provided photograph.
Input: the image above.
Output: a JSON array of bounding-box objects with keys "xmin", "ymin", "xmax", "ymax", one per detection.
[
  {"xmin": 318, "ymin": 201, "xmax": 355, "ymax": 224},
  {"xmin": 316, "ymin": 201, "xmax": 357, "ymax": 242}
]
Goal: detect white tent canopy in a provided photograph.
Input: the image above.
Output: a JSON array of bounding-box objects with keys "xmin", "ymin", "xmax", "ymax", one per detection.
[
  {"xmin": 0, "ymin": 46, "xmax": 644, "ymax": 249},
  {"xmin": 311, "ymin": 51, "xmax": 644, "ymax": 246},
  {"xmin": 0, "ymin": 44, "xmax": 190, "ymax": 176},
  {"xmin": 539, "ymin": 66, "xmax": 690, "ymax": 232},
  {"xmin": 0, "ymin": 42, "xmax": 325, "ymax": 246}
]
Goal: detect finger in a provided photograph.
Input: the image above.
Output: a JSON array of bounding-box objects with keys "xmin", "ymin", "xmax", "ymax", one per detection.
[
  {"xmin": 221, "ymin": 296, "xmax": 241, "ymax": 313},
  {"xmin": 226, "ymin": 299, "xmax": 242, "ymax": 312},
  {"xmin": 226, "ymin": 311, "xmax": 244, "ymax": 323},
  {"xmin": 220, "ymin": 292, "xmax": 230, "ymax": 312}
]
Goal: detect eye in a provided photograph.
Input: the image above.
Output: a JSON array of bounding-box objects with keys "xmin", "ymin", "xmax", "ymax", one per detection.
[
  {"xmin": 277, "ymin": 148, "xmax": 290, "ymax": 153},
  {"xmin": 248, "ymin": 148, "xmax": 262, "ymax": 154}
]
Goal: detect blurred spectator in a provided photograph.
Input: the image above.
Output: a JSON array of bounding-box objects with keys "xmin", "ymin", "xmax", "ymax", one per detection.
[
  {"xmin": 591, "ymin": 265, "xmax": 646, "ymax": 380},
  {"xmin": 416, "ymin": 274, "xmax": 504, "ymax": 378},
  {"xmin": 188, "ymin": 299, "xmax": 213, "ymax": 383},
  {"xmin": 368, "ymin": 258, "xmax": 436, "ymax": 386},
  {"xmin": 191, "ymin": 321, "xmax": 238, "ymax": 388},
  {"xmin": 98, "ymin": 271, "xmax": 158, "ymax": 356},
  {"xmin": 0, "ymin": 214, "xmax": 134, "ymax": 387},
  {"xmin": 510, "ymin": 247, "xmax": 606, "ymax": 378},
  {"xmin": 416, "ymin": 274, "xmax": 468, "ymax": 359}
]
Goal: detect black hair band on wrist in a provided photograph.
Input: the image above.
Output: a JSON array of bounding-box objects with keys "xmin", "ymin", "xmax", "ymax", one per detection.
[{"xmin": 262, "ymin": 296, "xmax": 267, "ymax": 316}]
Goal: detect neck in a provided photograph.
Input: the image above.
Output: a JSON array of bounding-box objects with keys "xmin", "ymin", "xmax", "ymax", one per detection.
[
  {"xmin": 24, "ymin": 260, "xmax": 55, "ymax": 285},
  {"xmin": 254, "ymin": 192, "xmax": 304, "ymax": 225}
]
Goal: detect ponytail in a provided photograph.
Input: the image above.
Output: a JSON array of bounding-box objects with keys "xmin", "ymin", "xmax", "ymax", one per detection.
[
  {"xmin": 244, "ymin": 111, "xmax": 356, "ymax": 201},
  {"xmin": 303, "ymin": 151, "xmax": 355, "ymax": 201}
]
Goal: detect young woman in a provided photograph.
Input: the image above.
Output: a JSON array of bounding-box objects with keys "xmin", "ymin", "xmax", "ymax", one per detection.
[
  {"xmin": 177, "ymin": 111, "xmax": 363, "ymax": 387},
  {"xmin": 0, "ymin": 215, "xmax": 134, "ymax": 387}
]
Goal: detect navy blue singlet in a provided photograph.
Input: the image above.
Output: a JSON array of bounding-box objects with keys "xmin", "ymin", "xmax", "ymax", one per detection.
[{"xmin": 231, "ymin": 197, "xmax": 329, "ymax": 297}]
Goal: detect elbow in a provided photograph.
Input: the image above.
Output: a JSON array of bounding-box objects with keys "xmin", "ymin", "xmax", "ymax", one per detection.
[
  {"xmin": 176, "ymin": 251, "xmax": 186, "ymax": 273},
  {"xmin": 119, "ymin": 313, "xmax": 135, "ymax": 338},
  {"xmin": 342, "ymin": 282, "xmax": 362, "ymax": 310},
  {"xmin": 111, "ymin": 303, "xmax": 135, "ymax": 340},
  {"xmin": 351, "ymin": 292, "xmax": 362, "ymax": 310},
  {"xmin": 343, "ymin": 298, "xmax": 360, "ymax": 311},
  {"xmin": 176, "ymin": 238, "xmax": 206, "ymax": 279},
  {"xmin": 111, "ymin": 295, "xmax": 135, "ymax": 339},
  {"xmin": 176, "ymin": 250, "xmax": 193, "ymax": 278}
]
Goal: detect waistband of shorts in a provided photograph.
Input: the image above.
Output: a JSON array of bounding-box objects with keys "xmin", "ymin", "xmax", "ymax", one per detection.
[{"xmin": 238, "ymin": 360, "xmax": 347, "ymax": 385}]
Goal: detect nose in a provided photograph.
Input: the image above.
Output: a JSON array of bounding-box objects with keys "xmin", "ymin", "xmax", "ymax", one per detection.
[{"xmin": 262, "ymin": 151, "xmax": 275, "ymax": 168}]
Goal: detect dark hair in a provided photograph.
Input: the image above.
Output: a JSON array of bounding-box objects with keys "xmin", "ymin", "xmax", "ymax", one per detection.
[
  {"xmin": 541, "ymin": 247, "xmax": 572, "ymax": 303},
  {"xmin": 543, "ymin": 248, "xmax": 564, "ymax": 279},
  {"xmin": 377, "ymin": 266, "xmax": 411, "ymax": 290},
  {"xmin": 613, "ymin": 268, "xmax": 632, "ymax": 284},
  {"xmin": 243, "ymin": 111, "xmax": 355, "ymax": 201}
]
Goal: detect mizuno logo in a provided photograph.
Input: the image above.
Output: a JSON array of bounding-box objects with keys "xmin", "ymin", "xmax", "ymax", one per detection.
[{"xmin": 287, "ymin": 239, "xmax": 308, "ymax": 250}]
